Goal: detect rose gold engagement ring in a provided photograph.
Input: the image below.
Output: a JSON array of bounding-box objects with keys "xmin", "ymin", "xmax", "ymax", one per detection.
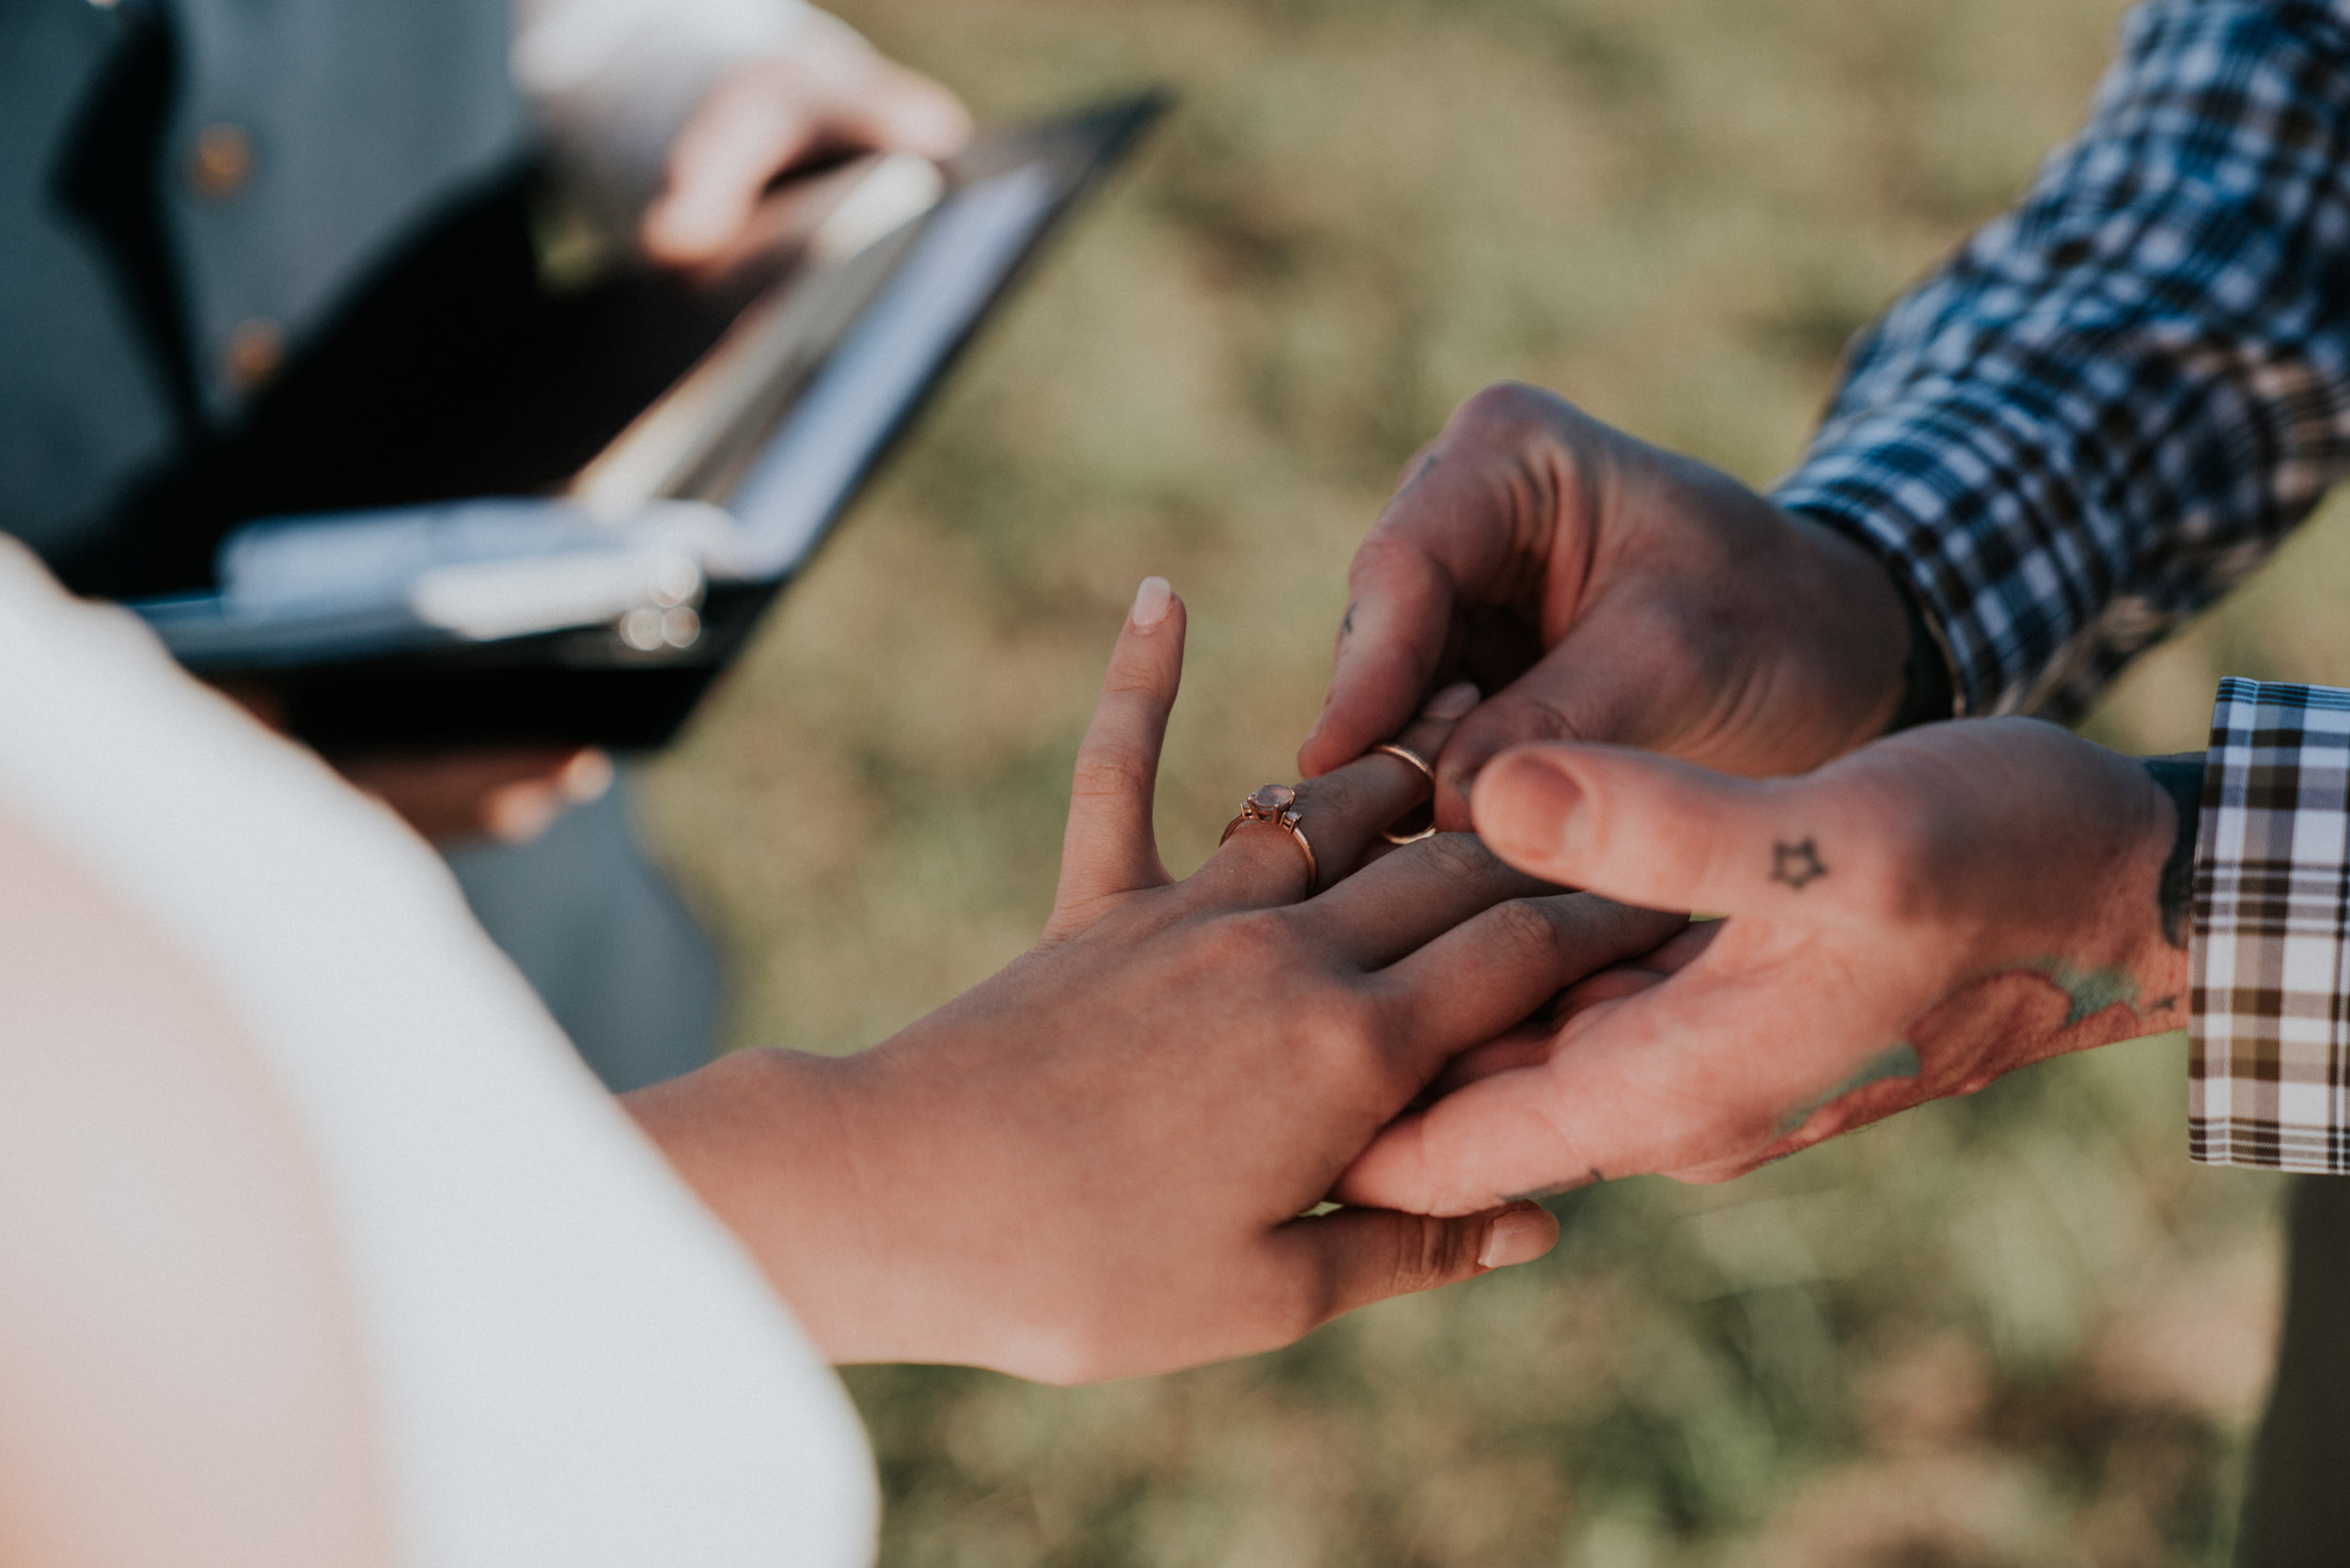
[
  {"xmin": 1220, "ymin": 783, "xmax": 1319, "ymax": 887},
  {"xmin": 1370, "ymin": 743, "xmax": 1436, "ymax": 844}
]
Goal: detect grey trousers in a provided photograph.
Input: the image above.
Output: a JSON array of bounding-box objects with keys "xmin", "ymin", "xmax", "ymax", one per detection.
[
  {"xmin": 2237, "ymin": 1176, "xmax": 2350, "ymax": 1566},
  {"xmin": 445, "ymin": 774, "xmax": 722, "ymax": 1094}
]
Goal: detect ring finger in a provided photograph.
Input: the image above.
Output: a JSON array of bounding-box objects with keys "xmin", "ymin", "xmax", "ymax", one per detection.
[{"xmin": 1206, "ymin": 682, "xmax": 1478, "ymax": 907}]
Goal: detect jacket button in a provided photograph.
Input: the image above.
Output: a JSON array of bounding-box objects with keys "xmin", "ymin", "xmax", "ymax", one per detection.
[
  {"xmin": 223, "ymin": 319, "xmax": 286, "ymax": 393},
  {"xmin": 189, "ymin": 123, "xmax": 253, "ymax": 198}
]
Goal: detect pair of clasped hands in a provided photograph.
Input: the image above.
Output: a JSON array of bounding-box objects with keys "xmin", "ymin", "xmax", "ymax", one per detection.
[
  {"xmin": 630, "ymin": 384, "xmax": 2192, "ymax": 1386},
  {"xmin": 242, "ymin": 23, "xmax": 2185, "ymax": 1384}
]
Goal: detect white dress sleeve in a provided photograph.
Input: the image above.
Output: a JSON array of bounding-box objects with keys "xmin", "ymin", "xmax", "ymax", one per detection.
[{"xmin": 0, "ymin": 541, "xmax": 877, "ymax": 1567}]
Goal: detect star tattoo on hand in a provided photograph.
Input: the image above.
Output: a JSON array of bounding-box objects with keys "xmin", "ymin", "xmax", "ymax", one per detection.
[{"xmin": 1771, "ymin": 838, "xmax": 1826, "ymax": 890}]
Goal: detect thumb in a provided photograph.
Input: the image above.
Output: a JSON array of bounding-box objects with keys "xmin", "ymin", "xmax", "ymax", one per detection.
[
  {"xmin": 1470, "ymin": 743, "xmax": 1871, "ymax": 917},
  {"xmin": 1275, "ymin": 1201, "xmax": 1558, "ymax": 1325}
]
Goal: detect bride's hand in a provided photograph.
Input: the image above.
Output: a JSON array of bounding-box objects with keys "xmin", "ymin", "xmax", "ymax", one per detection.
[{"xmin": 628, "ymin": 578, "xmax": 1682, "ymax": 1383}]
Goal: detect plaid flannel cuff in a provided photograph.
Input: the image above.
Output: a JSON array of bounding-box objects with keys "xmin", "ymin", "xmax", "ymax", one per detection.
[{"xmin": 2191, "ymin": 677, "xmax": 2350, "ymax": 1172}]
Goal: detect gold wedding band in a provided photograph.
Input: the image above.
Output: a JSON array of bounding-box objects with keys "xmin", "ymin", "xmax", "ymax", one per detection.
[
  {"xmin": 1372, "ymin": 743, "xmax": 1434, "ymax": 781},
  {"xmin": 1220, "ymin": 783, "xmax": 1319, "ymax": 887},
  {"xmin": 1370, "ymin": 743, "xmax": 1437, "ymax": 844}
]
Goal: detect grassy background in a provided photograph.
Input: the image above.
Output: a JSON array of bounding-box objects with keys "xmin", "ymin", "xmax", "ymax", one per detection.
[{"xmin": 636, "ymin": 0, "xmax": 2345, "ymax": 1560}]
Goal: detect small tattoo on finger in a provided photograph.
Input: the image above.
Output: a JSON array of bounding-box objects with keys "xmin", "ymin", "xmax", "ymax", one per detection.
[{"xmin": 1771, "ymin": 838, "xmax": 1827, "ymax": 889}]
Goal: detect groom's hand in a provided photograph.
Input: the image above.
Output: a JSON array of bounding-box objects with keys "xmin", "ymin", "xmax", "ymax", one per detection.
[
  {"xmin": 1336, "ymin": 719, "xmax": 2192, "ymax": 1211},
  {"xmin": 1299, "ymin": 384, "xmax": 1917, "ymax": 823}
]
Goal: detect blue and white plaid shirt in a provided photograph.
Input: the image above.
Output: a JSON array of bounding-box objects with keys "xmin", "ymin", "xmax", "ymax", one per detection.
[{"xmin": 1772, "ymin": 0, "xmax": 2350, "ymax": 1170}]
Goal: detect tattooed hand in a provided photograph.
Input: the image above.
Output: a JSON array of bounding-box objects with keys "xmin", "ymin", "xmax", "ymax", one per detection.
[
  {"xmin": 1298, "ymin": 384, "xmax": 1919, "ymax": 820},
  {"xmin": 1335, "ymin": 718, "xmax": 2197, "ymax": 1206}
]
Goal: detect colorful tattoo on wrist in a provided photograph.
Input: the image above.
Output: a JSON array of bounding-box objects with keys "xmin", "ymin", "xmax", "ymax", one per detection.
[
  {"xmin": 1771, "ymin": 838, "xmax": 1827, "ymax": 889},
  {"xmin": 2027, "ymin": 955, "xmax": 2140, "ymax": 1026},
  {"xmin": 1776, "ymin": 1042, "xmax": 1919, "ymax": 1135},
  {"xmin": 2140, "ymin": 755, "xmax": 2204, "ymax": 951}
]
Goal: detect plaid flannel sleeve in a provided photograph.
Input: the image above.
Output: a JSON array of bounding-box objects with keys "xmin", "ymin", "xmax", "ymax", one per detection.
[
  {"xmin": 1774, "ymin": 0, "xmax": 2350, "ymax": 723},
  {"xmin": 2192, "ymin": 678, "xmax": 2350, "ymax": 1171}
]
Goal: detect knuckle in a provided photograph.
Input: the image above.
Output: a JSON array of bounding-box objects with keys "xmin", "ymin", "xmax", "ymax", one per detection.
[
  {"xmin": 1068, "ymin": 748, "xmax": 1154, "ymax": 803},
  {"xmin": 1476, "ymin": 687, "xmax": 1592, "ymax": 749},
  {"xmin": 1295, "ymin": 774, "xmax": 1355, "ymax": 819},
  {"xmin": 1484, "ymin": 895, "xmax": 1571, "ymax": 960},
  {"xmin": 1386, "ymin": 1215, "xmax": 1475, "ymax": 1295},
  {"xmin": 1457, "ymin": 380, "xmax": 1567, "ymax": 439},
  {"xmin": 1291, "ymin": 991, "xmax": 1405, "ymax": 1099},
  {"xmin": 1418, "ymin": 829, "xmax": 1504, "ymax": 881},
  {"xmin": 1300, "ymin": 988, "xmax": 1384, "ymax": 1064},
  {"xmin": 1202, "ymin": 907, "xmax": 1304, "ymax": 968},
  {"xmin": 1098, "ymin": 666, "xmax": 1164, "ymax": 700}
]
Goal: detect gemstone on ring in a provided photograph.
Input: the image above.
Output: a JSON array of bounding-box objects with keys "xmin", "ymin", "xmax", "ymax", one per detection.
[
  {"xmin": 1246, "ymin": 783, "xmax": 1298, "ymax": 821},
  {"xmin": 1222, "ymin": 782, "xmax": 1318, "ymax": 886}
]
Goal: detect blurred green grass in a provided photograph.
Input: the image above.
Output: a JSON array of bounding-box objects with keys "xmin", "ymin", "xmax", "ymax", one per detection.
[{"xmin": 637, "ymin": 0, "xmax": 2320, "ymax": 1560}]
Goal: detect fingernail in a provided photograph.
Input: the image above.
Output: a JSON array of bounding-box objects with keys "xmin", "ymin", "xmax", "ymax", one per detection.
[
  {"xmin": 1131, "ymin": 575, "xmax": 1172, "ymax": 629},
  {"xmin": 1477, "ymin": 753, "xmax": 1580, "ymax": 859},
  {"xmin": 1478, "ymin": 1202, "xmax": 1558, "ymax": 1269},
  {"xmin": 1422, "ymin": 681, "xmax": 1480, "ymax": 721}
]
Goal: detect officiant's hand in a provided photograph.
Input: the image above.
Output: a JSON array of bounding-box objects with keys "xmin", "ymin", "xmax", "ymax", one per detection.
[
  {"xmin": 628, "ymin": 578, "xmax": 1683, "ymax": 1382},
  {"xmin": 213, "ymin": 683, "xmax": 614, "ymax": 846},
  {"xmin": 641, "ymin": 17, "xmax": 969, "ymax": 266},
  {"xmin": 1335, "ymin": 718, "xmax": 2190, "ymax": 1210},
  {"xmin": 332, "ymin": 747, "xmax": 615, "ymax": 846},
  {"xmin": 1299, "ymin": 384, "xmax": 1919, "ymax": 820}
]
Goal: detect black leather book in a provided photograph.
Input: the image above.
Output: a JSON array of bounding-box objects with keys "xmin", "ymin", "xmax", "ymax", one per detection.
[{"xmin": 116, "ymin": 94, "xmax": 1165, "ymax": 752}]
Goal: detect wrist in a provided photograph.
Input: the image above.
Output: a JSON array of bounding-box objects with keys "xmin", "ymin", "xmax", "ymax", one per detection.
[
  {"xmin": 622, "ymin": 1046, "xmax": 909, "ymax": 1363},
  {"xmin": 1783, "ymin": 514, "xmax": 1918, "ymax": 753},
  {"xmin": 1884, "ymin": 722, "xmax": 2191, "ymax": 1071},
  {"xmin": 2138, "ymin": 753, "xmax": 2204, "ymax": 952},
  {"xmin": 2043, "ymin": 742, "xmax": 2195, "ymax": 1042},
  {"xmin": 1883, "ymin": 579, "xmax": 1958, "ymax": 733}
]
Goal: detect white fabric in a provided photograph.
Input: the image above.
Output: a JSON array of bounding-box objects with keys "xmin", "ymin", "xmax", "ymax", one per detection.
[{"xmin": 0, "ymin": 541, "xmax": 876, "ymax": 1567}]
